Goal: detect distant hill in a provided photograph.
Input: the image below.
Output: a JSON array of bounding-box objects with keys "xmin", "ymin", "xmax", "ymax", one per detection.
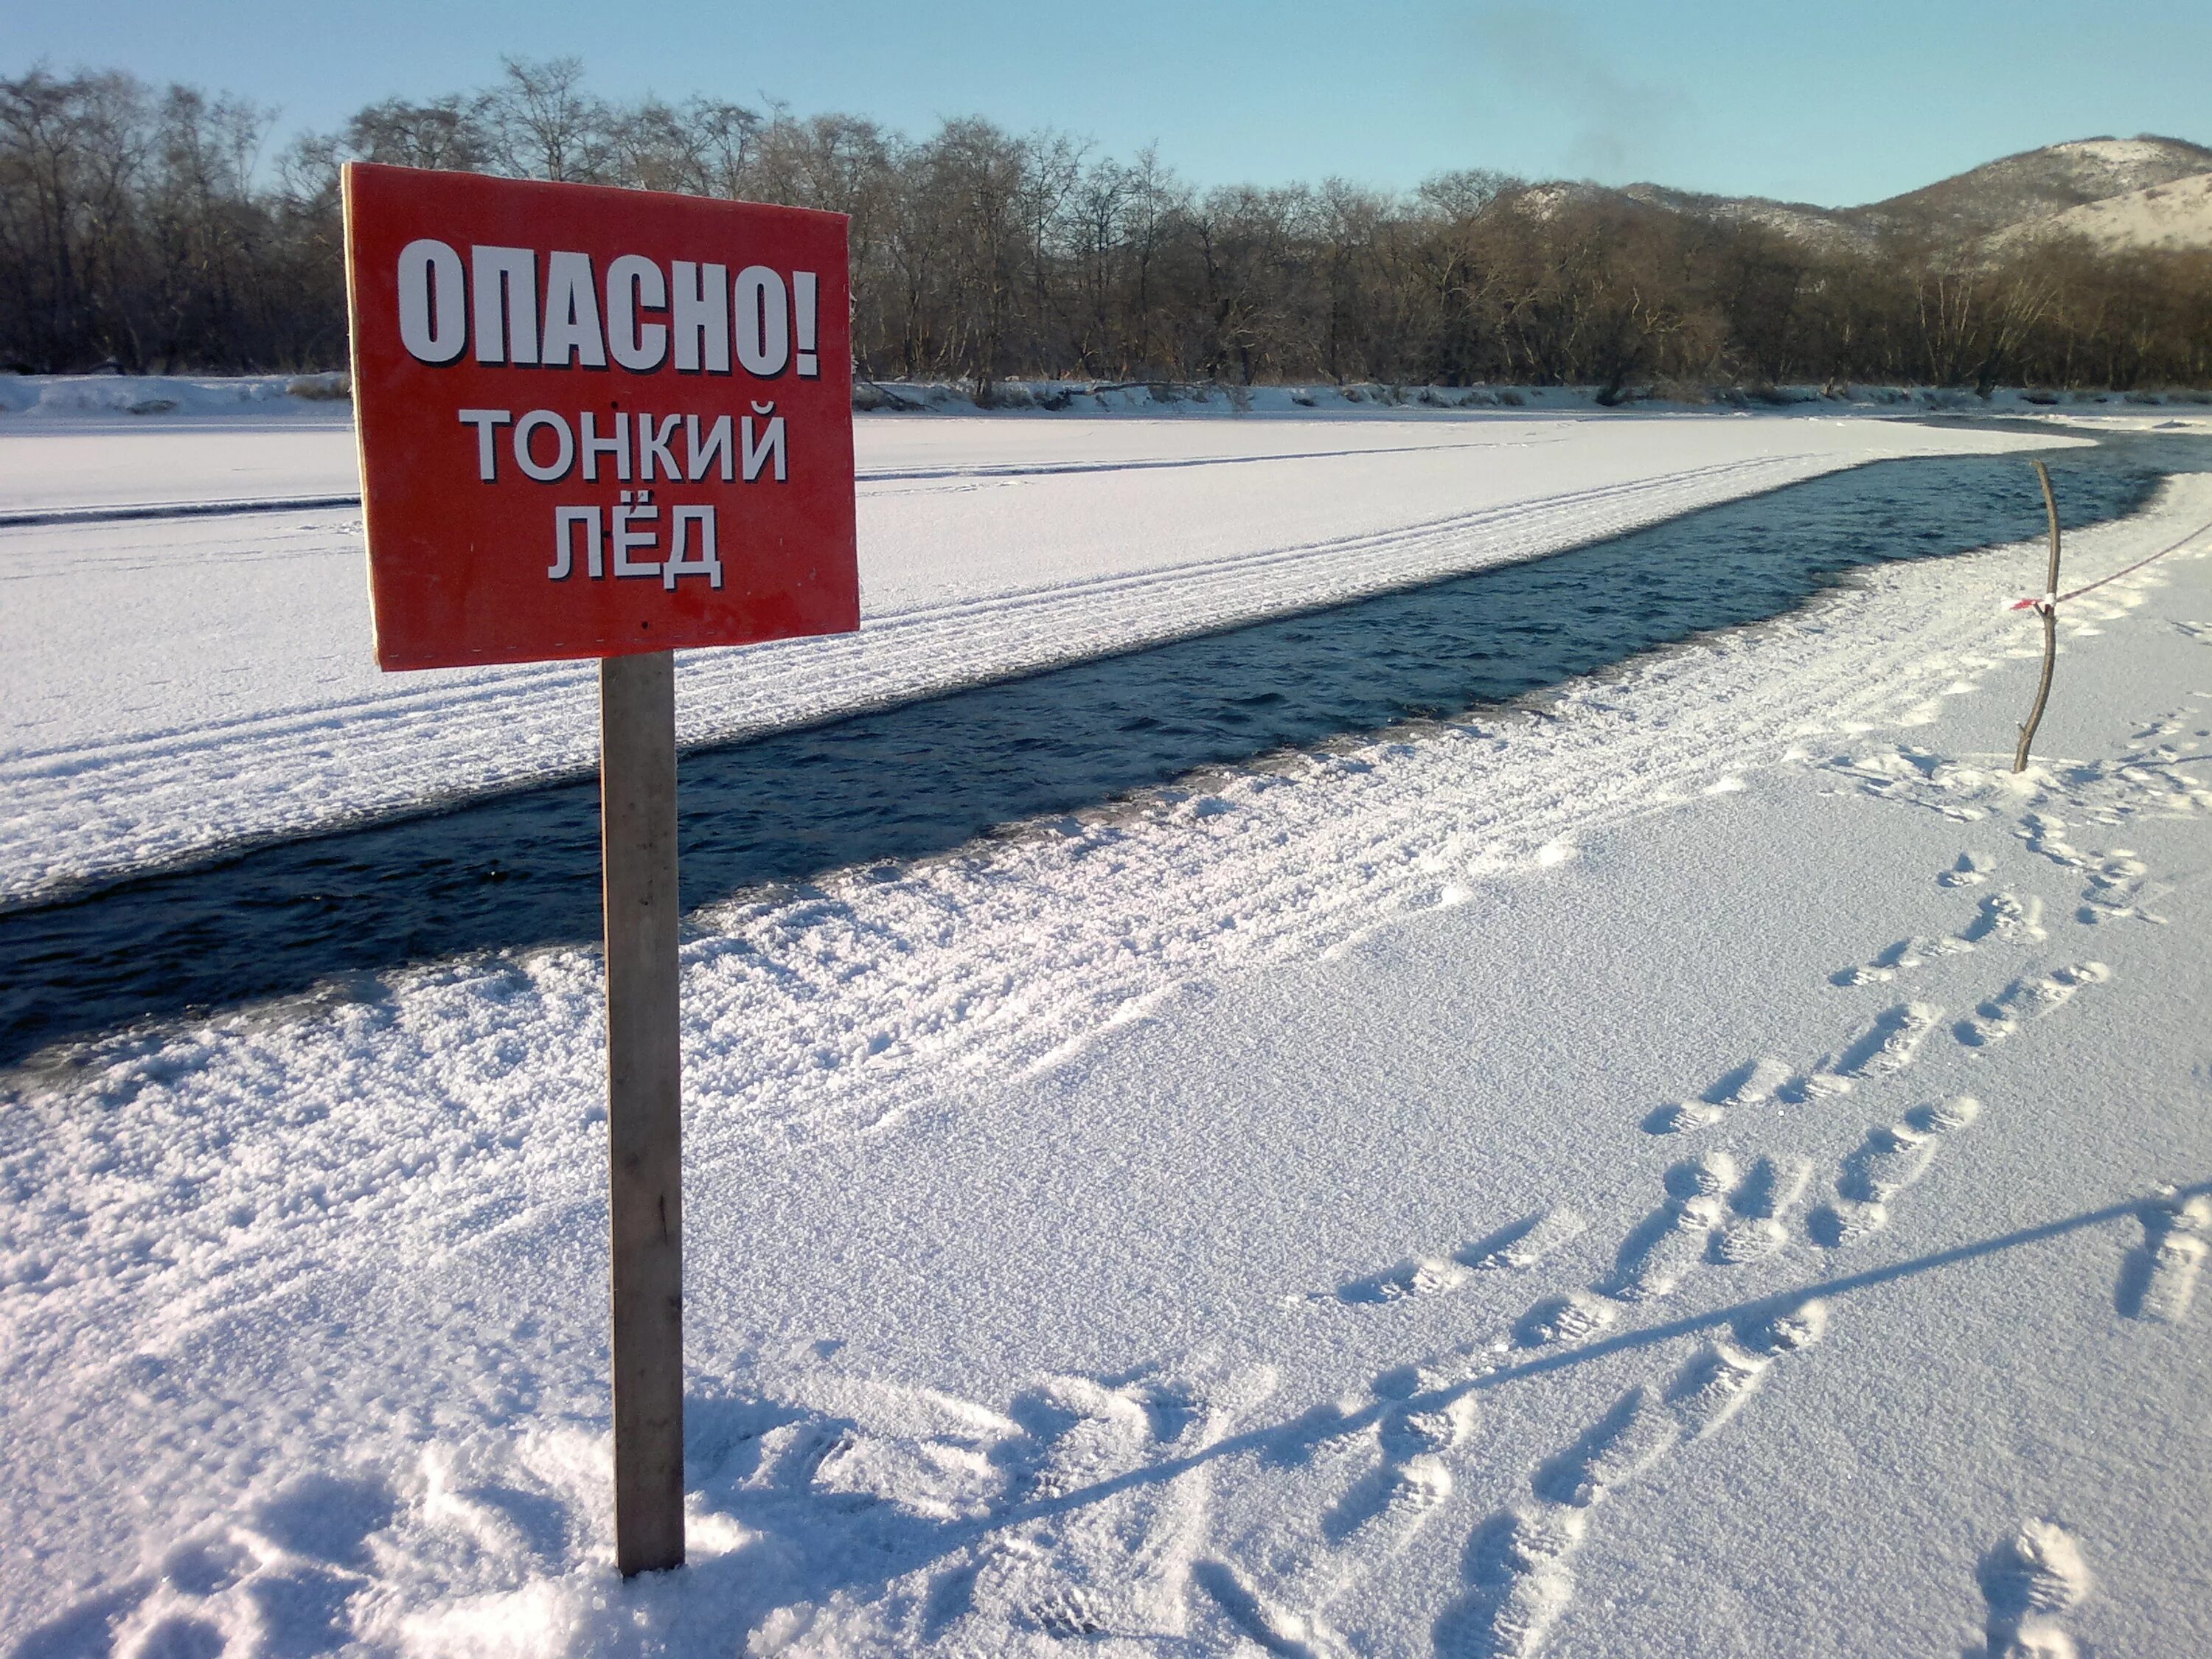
[
  {"xmin": 1868, "ymin": 135, "xmax": 2212, "ymax": 243},
  {"xmin": 1986, "ymin": 166, "xmax": 2212, "ymax": 255},
  {"xmin": 1528, "ymin": 135, "xmax": 2212, "ymax": 258}
]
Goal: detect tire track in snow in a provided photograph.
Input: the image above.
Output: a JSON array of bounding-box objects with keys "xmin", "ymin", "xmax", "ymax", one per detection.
[{"xmin": 0, "ymin": 434, "xmax": 1540, "ymax": 526}]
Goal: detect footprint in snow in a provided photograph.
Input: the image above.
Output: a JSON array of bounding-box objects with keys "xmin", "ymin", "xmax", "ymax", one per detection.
[
  {"xmin": 1978, "ymin": 1518, "xmax": 2093, "ymax": 1659},
  {"xmin": 1646, "ymin": 1056, "xmax": 1794, "ymax": 1134},
  {"xmin": 10, "ymin": 1473, "xmax": 403, "ymax": 1659},
  {"xmin": 1808, "ymin": 1097, "xmax": 1980, "ymax": 1248},
  {"xmin": 1514, "ymin": 1290, "xmax": 1620, "ymax": 1349},
  {"xmin": 2117, "ymin": 1186, "xmax": 2212, "ymax": 1324},
  {"xmin": 1955, "ymin": 964, "xmax": 2110, "ymax": 1048},
  {"xmin": 1940, "ymin": 852, "xmax": 1992, "ymax": 888},
  {"xmin": 1831, "ymin": 933, "xmax": 1975, "ymax": 987},
  {"xmin": 1601, "ymin": 1151, "xmax": 1740, "ymax": 1302},
  {"xmin": 1197, "ymin": 1389, "xmax": 1480, "ymax": 1653},
  {"xmin": 2020, "ymin": 817, "xmax": 2171, "ymax": 922},
  {"xmin": 1711, "ymin": 1154, "xmax": 1815, "ymax": 1265},
  {"xmin": 1248, "ymin": 1151, "xmax": 1818, "ymax": 1644},
  {"xmin": 1512, "ymin": 1152, "xmax": 1812, "ymax": 1350},
  {"xmin": 941, "ymin": 1360, "xmax": 1276, "ymax": 1648},
  {"xmin": 2078, "ymin": 851, "xmax": 2156, "ymax": 925},
  {"xmin": 1804, "ymin": 1001, "xmax": 1945, "ymax": 1093},
  {"xmin": 1434, "ymin": 1301, "xmax": 1828, "ymax": 1659},
  {"xmin": 1960, "ymin": 891, "xmax": 2048, "ymax": 947},
  {"xmin": 1832, "ymin": 892, "xmax": 2045, "ymax": 987},
  {"xmin": 1658, "ymin": 1006, "xmax": 1944, "ymax": 1129},
  {"xmin": 1334, "ymin": 1209, "xmax": 1587, "ymax": 1305},
  {"xmin": 1192, "ymin": 1557, "xmax": 1338, "ymax": 1658}
]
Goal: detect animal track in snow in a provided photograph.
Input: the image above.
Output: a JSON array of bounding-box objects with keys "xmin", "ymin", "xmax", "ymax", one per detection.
[
  {"xmin": 1941, "ymin": 852, "xmax": 1991, "ymax": 887},
  {"xmin": 1955, "ymin": 964, "xmax": 2111, "ymax": 1048},
  {"xmin": 1435, "ymin": 1301, "xmax": 1828, "ymax": 1658},
  {"xmin": 2118, "ymin": 1187, "xmax": 2212, "ymax": 1324},
  {"xmin": 1808, "ymin": 1097, "xmax": 1981, "ymax": 1248},
  {"xmin": 1978, "ymin": 1519, "xmax": 2092, "ymax": 1659}
]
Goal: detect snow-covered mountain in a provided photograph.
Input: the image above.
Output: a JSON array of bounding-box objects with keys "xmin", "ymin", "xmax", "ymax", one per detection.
[
  {"xmin": 1986, "ymin": 167, "xmax": 2212, "ymax": 255},
  {"xmin": 1868, "ymin": 135, "xmax": 2212, "ymax": 243},
  {"xmin": 1529, "ymin": 135, "xmax": 2212, "ymax": 258}
]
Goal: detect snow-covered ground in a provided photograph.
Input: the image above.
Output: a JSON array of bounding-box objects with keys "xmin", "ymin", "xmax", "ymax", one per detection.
[
  {"xmin": 4, "ymin": 395, "xmax": 2212, "ymax": 1655},
  {"xmin": 0, "ymin": 409, "xmax": 2071, "ymax": 908}
]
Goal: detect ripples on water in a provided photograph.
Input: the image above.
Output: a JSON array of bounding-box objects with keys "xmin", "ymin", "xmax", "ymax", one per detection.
[{"xmin": 4, "ymin": 425, "xmax": 2205, "ymax": 1065}]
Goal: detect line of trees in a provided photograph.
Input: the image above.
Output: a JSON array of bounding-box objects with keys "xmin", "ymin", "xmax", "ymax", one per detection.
[{"xmin": 6, "ymin": 60, "xmax": 2212, "ymax": 394}]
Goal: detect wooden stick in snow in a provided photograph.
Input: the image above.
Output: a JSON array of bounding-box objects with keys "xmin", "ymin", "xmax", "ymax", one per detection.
[{"xmin": 2013, "ymin": 460, "xmax": 2062, "ymax": 773}]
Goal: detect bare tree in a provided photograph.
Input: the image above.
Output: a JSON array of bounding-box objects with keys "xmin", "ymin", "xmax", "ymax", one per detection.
[
  {"xmin": 479, "ymin": 57, "xmax": 611, "ymax": 183},
  {"xmin": 6, "ymin": 55, "xmax": 2210, "ymax": 392}
]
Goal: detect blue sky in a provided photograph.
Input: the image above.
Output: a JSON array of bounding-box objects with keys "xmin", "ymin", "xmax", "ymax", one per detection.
[{"xmin": 10, "ymin": 1, "xmax": 2209, "ymax": 206}]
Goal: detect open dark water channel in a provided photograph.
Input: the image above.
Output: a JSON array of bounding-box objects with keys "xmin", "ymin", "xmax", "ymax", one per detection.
[{"xmin": 6, "ymin": 421, "xmax": 2210, "ymax": 1068}]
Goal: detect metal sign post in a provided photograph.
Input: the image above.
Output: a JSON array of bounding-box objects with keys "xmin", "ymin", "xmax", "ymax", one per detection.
[{"xmin": 344, "ymin": 161, "xmax": 858, "ymax": 1573}]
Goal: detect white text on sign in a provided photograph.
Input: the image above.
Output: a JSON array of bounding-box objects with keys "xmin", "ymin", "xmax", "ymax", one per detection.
[{"xmin": 395, "ymin": 242, "xmax": 821, "ymax": 378}]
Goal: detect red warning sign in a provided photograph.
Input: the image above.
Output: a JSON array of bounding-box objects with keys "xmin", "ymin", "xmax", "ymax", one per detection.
[{"xmin": 344, "ymin": 163, "xmax": 858, "ymax": 669}]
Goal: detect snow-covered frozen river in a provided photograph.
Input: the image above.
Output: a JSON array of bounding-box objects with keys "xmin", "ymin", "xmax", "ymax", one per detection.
[
  {"xmin": 1, "ymin": 425, "xmax": 2200, "ymax": 1066},
  {"xmin": 0, "ymin": 409, "xmax": 2071, "ymax": 910}
]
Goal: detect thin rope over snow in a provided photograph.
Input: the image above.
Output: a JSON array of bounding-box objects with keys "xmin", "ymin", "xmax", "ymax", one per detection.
[{"xmin": 2013, "ymin": 517, "xmax": 2212, "ymax": 611}]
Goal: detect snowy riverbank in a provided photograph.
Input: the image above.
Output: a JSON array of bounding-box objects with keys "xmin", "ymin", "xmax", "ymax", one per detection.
[{"xmin": 6, "ymin": 369, "xmax": 2209, "ymax": 427}]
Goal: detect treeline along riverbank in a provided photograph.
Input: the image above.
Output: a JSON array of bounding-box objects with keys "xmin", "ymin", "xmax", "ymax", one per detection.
[{"xmin": 5, "ymin": 60, "xmax": 2211, "ymax": 393}]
